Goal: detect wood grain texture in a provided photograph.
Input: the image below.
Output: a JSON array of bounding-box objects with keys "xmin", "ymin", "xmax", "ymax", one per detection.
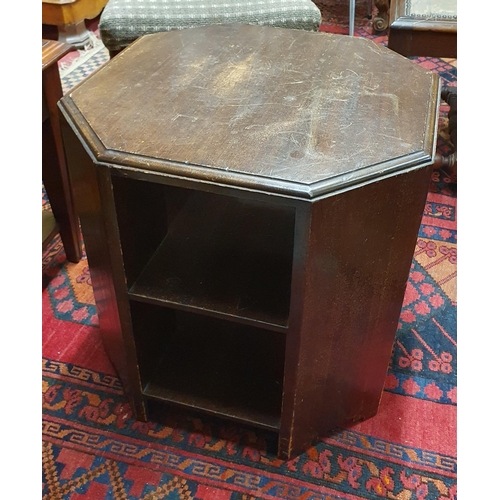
[
  {"xmin": 42, "ymin": 39, "xmax": 72, "ymax": 69},
  {"xmin": 137, "ymin": 308, "xmax": 286, "ymax": 431},
  {"xmin": 59, "ymin": 116, "xmax": 146, "ymax": 420},
  {"xmin": 279, "ymin": 166, "xmax": 432, "ymax": 458},
  {"xmin": 66, "ymin": 24, "xmax": 439, "ymax": 198},
  {"xmin": 42, "ymin": 0, "xmax": 109, "ymax": 26},
  {"xmin": 42, "ymin": 39, "xmax": 82, "ymax": 262}
]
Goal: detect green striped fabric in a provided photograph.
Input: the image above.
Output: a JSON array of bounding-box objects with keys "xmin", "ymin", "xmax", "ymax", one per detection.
[{"xmin": 99, "ymin": 0, "xmax": 322, "ymax": 52}]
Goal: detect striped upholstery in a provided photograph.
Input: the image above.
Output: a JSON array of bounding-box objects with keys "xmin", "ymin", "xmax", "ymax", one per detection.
[{"xmin": 99, "ymin": 0, "xmax": 322, "ymax": 53}]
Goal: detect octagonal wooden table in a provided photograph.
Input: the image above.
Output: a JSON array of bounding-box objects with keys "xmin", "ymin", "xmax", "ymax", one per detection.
[{"xmin": 59, "ymin": 24, "xmax": 440, "ymax": 460}]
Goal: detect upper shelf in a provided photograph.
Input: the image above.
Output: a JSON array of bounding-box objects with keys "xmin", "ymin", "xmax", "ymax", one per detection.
[{"xmin": 128, "ymin": 191, "xmax": 295, "ymax": 330}]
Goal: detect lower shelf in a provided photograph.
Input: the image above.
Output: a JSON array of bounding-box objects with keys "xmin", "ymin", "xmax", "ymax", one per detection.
[{"xmin": 131, "ymin": 302, "xmax": 286, "ymax": 431}]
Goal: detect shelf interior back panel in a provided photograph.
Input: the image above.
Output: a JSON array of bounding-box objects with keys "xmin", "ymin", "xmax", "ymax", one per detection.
[
  {"xmin": 129, "ymin": 189, "xmax": 296, "ymax": 328},
  {"xmin": 137, "ymin": 308, "xmax": 286, "ymax": 431}
]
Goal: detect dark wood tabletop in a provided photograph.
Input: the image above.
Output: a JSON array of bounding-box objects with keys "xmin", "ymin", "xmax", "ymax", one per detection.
[{"xmin": 61, "ymin": 24, "xmax": 440, "ymax": 199}]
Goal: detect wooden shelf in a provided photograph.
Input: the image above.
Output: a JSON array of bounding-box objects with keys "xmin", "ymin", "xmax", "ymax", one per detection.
[
  {"xmin": 132, "ymin": 306, "xmax": 285, "ymax": 431},
  {"xmin": 61, "ymin": 25, "xmax": 440, "ymax": 458},
  {"xmin": 128, "ymin": 191, "xmax": 295, "ymax": 329}
]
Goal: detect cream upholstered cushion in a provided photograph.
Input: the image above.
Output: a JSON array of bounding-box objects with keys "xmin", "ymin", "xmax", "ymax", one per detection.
[
  {"xmin": 99, "ymin": 0, "xmax": 322, "ymax": 53},
  {"xmin": 407, "ymin": 0, "xmax": 457, "ymax": 18}
]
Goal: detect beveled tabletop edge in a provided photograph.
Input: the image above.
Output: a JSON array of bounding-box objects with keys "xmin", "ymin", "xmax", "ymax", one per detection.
[
  {"xmin": 59, "ymin": 77, "xmax": 440, "ymax": 201},
  {"xmin": 59, "ymin": 27, "xmax": 443, "ymax": 199}
]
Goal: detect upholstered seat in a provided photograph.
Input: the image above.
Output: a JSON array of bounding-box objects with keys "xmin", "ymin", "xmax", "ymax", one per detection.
[{"xmin": 99, "ymin": 0, "xmax": 322, "ymax": 55}]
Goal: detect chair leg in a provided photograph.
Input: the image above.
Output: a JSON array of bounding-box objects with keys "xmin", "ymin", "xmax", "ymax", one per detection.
[
  {"xmin": 349, "ymin": 0, "xmax": 356, "ymax": 36},
  {"xmin": 42, "ymin": 63, "xmax": 82, "ymax": 263},
  {"xmin": 373, "ymin": 0, "xmax": 390, "ymax": 32}
]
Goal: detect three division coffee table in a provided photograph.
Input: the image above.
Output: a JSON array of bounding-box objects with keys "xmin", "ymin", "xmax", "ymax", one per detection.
[{"xmin": 59, "ymin": 24, "xmax": 440, "ymax": 460}]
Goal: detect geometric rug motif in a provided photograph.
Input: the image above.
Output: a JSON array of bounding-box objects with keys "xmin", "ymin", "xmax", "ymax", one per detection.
[
  {"xmin": 385, "ymin": 188, "xmax": 457, "ymax": 405},
  {"xmin": 409, "ymin": 57, "xmax": 457, "ymax": 88},
  {"xmin": 42, "ymin": 437, "xmax": 457, "ymax": 499},
  {"xmin": 47, "ymin": 253, "xmax": 98, "ymax": 326},
  {"xmin": 43, "ymin": 237, "xmax": 97, "ymax": 326},
  {"xmin": 43, "ymin": 358, "xmax": 457, "ymax": 500},
  {"xmin": 59, "ymin": 32, "xmax": 110, "ymax": 95},
  {"xmin": 388, "ymin": 303, "xmax": 457, "ymax": 404},
  {"xmin": 43, "ymin": 442, "xmax": 198, "ymax": 500}
]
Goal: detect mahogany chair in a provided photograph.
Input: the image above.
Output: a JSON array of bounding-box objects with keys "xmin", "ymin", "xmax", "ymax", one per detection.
[{"xmin": 42, "ymin": 39, "xmax": 82, "ymax": 262}]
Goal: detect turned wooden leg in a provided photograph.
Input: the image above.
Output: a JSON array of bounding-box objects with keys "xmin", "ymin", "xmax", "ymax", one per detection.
[{"xmin": 373, "ymin": 0, "xmax": 390, "ymax": 32}]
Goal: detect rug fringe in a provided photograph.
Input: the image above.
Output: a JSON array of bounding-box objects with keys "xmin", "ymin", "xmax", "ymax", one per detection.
[{"xmin": 58, "ymin": 32, "xmax": 108, "ymax": 79}]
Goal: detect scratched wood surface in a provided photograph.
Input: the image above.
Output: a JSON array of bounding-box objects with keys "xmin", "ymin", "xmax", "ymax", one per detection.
[
  {"xmin": 66, "ymin": 24, "xmax": 439, "ymax": 196},
  {"xmin": 60, "ymin": 24, "xmax": 440, "ymax": 459}
]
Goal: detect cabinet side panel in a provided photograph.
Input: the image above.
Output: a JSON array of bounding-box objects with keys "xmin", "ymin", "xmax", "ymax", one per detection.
[
  {"xmin": 111, "ymin": 175, "xmax": 176, "ymax": 286},
  {"xmin": 60, "ymin": 117, "xmax": 146, "ymax": 420},
  {"xmin": 280, "ymin": 166, "xmax": 432, "ymax": 459}
]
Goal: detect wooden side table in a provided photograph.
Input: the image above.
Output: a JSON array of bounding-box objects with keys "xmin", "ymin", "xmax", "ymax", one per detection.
[
  {"xmin": 42, "ymin": 39, "xmax": 82, "ymax": 262},
  {"xmin": 59, "ymin": 25, "xmax": 440, "ymax": 459}
]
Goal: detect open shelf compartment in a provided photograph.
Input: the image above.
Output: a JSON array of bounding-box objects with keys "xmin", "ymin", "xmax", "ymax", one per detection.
[
  {"xmin": 130, "ymin": 301, "xmax": 286, "ymax": 431},
  {"xmin": 112, "ymin": 174, "xmax": 296, "ymax": 329}
]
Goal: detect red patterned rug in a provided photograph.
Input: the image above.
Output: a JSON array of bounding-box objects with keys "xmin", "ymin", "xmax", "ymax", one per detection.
[{"xmin": 42, "ymin": 20, "xmax": 457, "ymax": 500}]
